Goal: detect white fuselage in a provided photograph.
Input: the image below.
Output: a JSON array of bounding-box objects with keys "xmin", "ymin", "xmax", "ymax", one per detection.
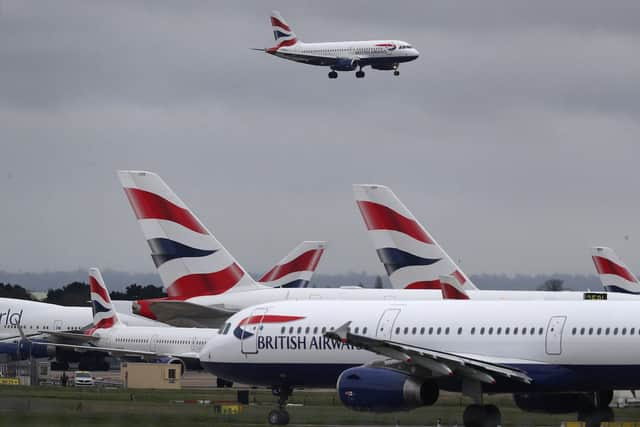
[
  {"xmin": 201, "ymin": 299, "xmax": 640, "ymax": 392},
  {"xmin": 166, "ymin": 287, "xmax": 639, "ymax": 313},
  {"xmin": 0, "ymin": 298, "xmax": 164, "ymax": 341},
  {"xmin": 91, "ymin": 324, "xmax": 219, "ymax": 360},
  {"xmin": 270, "ymin": 40, "xmax": 419, "ymax": 70}
]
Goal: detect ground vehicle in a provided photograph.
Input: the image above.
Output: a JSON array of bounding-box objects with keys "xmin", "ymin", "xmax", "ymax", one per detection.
[{"xmin": 73, "ymin": 371, "xmax": 94, "ymax": 387}]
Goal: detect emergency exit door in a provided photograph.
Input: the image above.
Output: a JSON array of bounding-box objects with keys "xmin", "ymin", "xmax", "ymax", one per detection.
[{"xmin": 545, "ymin": 316, "xmax": 567, "ymax": 355}]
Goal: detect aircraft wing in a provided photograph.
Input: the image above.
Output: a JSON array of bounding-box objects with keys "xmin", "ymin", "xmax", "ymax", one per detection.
[
  {"xmin": 141, "ymin": 301, "xmax": 237, "ymax": 328},
  {"xmin": 273, "ymin": 50, "xmax": 339, "ymax": 66},
  {"xmin": 325, "ymin": 322, "xmax": 532, "ymax": 385},
  {"xmin": 43, "ymin": 341, "xmax": 199, "ymax": 365},
  {"xmin": 40, "ymin": 330, "xmax": 99, "ymax": 345}
]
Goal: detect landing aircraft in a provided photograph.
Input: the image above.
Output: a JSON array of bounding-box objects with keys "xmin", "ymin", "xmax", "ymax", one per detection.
[
  {"xmin": 201, "ymin": 293, "xmax": 635, "ymax": 426},
  {"xmin": 591, "ymin": 246, "xmax": 640, "ymax": 294},
  {"xmin": 41, "ymin": 269, "xmax": 222, "ymax": 374},
  {"xmin": 254, "ymin": 11, "xmax": 419, "ymax": 79},
  {"xmin": 118, "ymin": 173, "xmax": 640, "ymax": 326}
]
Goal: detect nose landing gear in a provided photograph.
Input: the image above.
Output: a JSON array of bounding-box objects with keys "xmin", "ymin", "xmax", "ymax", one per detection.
[
  {"xmin": 463, "ymin": 404, "xmax": 501, "ymax": 427},
  {"xmin": 328, "ymin": 70, "xmax": 338, "ymax": 79},
  {"xmin": 355, "ymin": 70, "xmax": 365, "ymax": 78},
  {"xmin": 268, "ymin": 385, "xmax": 292, "ymax": 425}
]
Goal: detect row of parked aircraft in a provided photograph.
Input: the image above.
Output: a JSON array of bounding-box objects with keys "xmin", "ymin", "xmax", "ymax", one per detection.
[{"xmin": 2, "ymin": 170, "xmax": 640, "ymax": 427}]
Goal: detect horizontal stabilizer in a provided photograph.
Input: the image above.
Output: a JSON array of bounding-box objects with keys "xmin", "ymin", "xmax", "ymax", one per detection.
[{"xmin": 136, "ymin": 300, "xmax": 237, "ymax": 328}]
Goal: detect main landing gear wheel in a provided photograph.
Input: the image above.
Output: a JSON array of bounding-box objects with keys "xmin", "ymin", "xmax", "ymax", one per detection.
[
  {"xmin": 463, "ymin": 404, "xmax": 502, "ymax": 427},
  {"xmin": 268, "ymin": 409, "xmax": 290, "ymax": 425},
  {"xmin": 355, "ymin": 70, "xmax": 365, "ymax": 78},
  {"xmin": 328, "ymin": 71, "xmax": 338, "ymax": 79},
  {"xmin": 394, "ymin": 70, "xmax": 400, "ymax": 76}
]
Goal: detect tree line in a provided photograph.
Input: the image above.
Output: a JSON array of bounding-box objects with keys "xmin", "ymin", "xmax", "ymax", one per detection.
[{"xmin": 0, "ymin": 282, "xmax": 166, "ymax": 306}]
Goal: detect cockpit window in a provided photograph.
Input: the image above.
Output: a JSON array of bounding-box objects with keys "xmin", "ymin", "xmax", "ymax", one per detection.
[{"xmin": 222, "ymin": 322, "xmax": 231, "ymax": 335}]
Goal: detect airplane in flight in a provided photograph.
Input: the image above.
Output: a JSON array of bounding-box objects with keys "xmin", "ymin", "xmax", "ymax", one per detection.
[
  {"xmin": 201, "ymin": 292, "xmax": 636, "ymax": 426},
  {"xmin": 255, "ymin": 11, "xmax": 419, "ymax": 79},
  {"xmin": 41, "ymin": 268, "xmax": 223, "ymax": 374},
  {"xmin": 591, "ymin": 246, "xmax": 640, "ymax": 294},
  {"xmin": 117, "ymin": 172, "xmax": 640, "ymax": 327}
]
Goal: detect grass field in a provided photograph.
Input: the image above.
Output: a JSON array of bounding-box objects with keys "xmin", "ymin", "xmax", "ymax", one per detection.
[{"xmin": 2, "ymin": 385, "xmax": 640, "ymax": 426}]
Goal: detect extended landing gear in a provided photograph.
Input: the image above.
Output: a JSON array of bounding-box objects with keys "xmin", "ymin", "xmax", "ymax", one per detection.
[
  {"xmin": 355, "ymin": 70, "xmax": 365, "ymax": 78},
  {"xmin": 463, "ymin": 404, "xmax": 501, "ymax": 427},
  {"xmin": 328, "ymin": 70, "xmax": 338, "ymax": 79},
  {"xmin": 216, "ymin": 378, "xmax": 233, "ymax": 388},
  {"xmin": 394, "ymin": 70, "xmax": 400, "ymax": 76},
  {"xmin": 268, "ymin": 385, "xmax": 292, "ymax": 425}
]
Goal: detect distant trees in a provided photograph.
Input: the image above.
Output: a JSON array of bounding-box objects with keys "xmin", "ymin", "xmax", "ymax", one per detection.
[
  {"xmin": 0, "ymin": 283, "xmax": 34, "ymax": 300},
  {"xmin": 109, "ymin": 284, "xmax": 166, "ymax": 300},
  {"xmin": 537, "ymin": 279, "xmax": 567, "ymax": 292},
  {"xmin": 45, "ymin": 282, "xmax": 90, "ymax": 306},
  {"xmin": 374, "ymin": 276, "xmax": 384, "ymax": 289}
]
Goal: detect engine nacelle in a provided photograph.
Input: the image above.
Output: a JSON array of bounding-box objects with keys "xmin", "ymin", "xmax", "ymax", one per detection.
[
  {"xmin": 332, "ymin": 58, "xmax": 359, "ymax": 72},
  {"xmin": 156, "ymin": 356, "xmax": 186, "ymax": 375},
  {"xmin": 513, "ymin": 391, "xmax": 612, "ymax": 414},
  {"xmin": 337, "ymin": 367, "xmax": 439, "ymax": 412}
]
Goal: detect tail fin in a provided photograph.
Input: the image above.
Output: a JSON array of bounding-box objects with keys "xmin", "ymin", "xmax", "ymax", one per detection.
[
  {"xmin": 591, "ymin": 246, "xmax": 640, "ymax": 294},
  {"xmin": 269, "ymin": 11, "xmax": 299, "ymax": 50},
  {"xmin": 89, "ymin": 268, "xmax": 121, "ymax": 329},
  {"xmin": 117, "ymin": 170, "xmax": 261, "ymax": 298},
  {"xmin": 353, "ymin": 184, "xmax": 477, "ymax": 291},
  {"xmin": 258, "ymin": 241, "xmax": 327, "ymax": 288},
  {"xmin": 439, "ymin": 275, "xmax": 470, "ymax": 300}
]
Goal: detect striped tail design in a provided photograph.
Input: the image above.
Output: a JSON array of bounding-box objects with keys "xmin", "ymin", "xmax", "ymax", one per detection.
[
  {"xmin": 89, "ymin": 268, "xmax": 120, "ymax": 329},
  {"xmin": 118, "ymin": 170, "xmax": 261, "ymax": 299},
  {"xmin": 268, "ymin": 10, "xmax": 298, "ymax": 52},
  {"xmin": 439, "ymin": 275, "xmax": 470, "ymax": 300},
  {"xmin": 353, "ymin": 184, "xmax": 477, "ymax": 291},
  {"xmin": 258, "ymin": 241, "xmax": 326, "ymax": 288},
  {"xmin": 591, "ymin": 246, "xmax": 640, "ymax": 294}
]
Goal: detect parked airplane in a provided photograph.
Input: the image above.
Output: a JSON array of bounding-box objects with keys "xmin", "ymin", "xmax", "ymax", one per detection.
[
  {"xmin": 591, "ymin": 246, "xmax": 640, "ymax": 294},
  {"xmin": 201, "ymin": 294, "xmax": 635, "ymax": 426},
  {"xmin": 353, "ymin": 184, "xmax": 477, "ymax": 291},
  {"xmin": 118, "ymin": 172, "xmax": 640, "ymax": 327},
  {"xmin": 255, "ymin": 11, "xmax": 419, "ymax": 79},
  {"xmin": 42, "ymin": 268, "xmax": 222, "ymax": 374},
  {"xmin": 0, "ymin": 295, "xmax": 162, "ymax": 369}
]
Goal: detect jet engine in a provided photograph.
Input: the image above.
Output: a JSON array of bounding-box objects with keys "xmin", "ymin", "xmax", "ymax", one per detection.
[
  {"xmin": 513, "ymin": 391, "xmax": 613, "ymax": 413},
  {"xmin": 155, "ymin": 356, "xmax": 186, "ymax": 375},
  {"xmin": 331, "ymin": 58, "xmax": 359, "ymax": 72},
  {"xmin": 337, "ymin": 366, "xmax": 439, "ymax": 412}
]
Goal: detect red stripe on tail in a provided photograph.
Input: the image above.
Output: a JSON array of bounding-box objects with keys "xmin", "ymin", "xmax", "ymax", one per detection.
[
  {"xmin": 357, "ymin": 201, "xmax": 433, "ymax": 244},
  {"xmin": 270, "ymin": 17, "xmax": 291, "ymax": 32},
  {"xmin": 592, "ymin": 256, "xmax": 637, "ymax": 283},
  {"xmin": 259, "ymin": 249, "xmax": 324, "ymax": 282},
  {"xmin": 89, "ymin": 276, "xmax": 110, "ymax": 302},
  {"xmin": 123, "ymin": 188, "xmax": 208, "ymax": 235},
  {"xmin": 405, "ymin": 280, "xmax": 441, "ymax": 290},
  {"xmin": 167, "ymin": 263, "xmax": 245, "ymax": 298}
]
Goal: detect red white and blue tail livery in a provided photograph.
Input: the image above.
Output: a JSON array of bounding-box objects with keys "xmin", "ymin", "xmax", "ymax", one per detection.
[
  {"xmin": 259, "ymin": 241, "xmax": 326, "ymax": 288},
  {"xmin": 591, "ymin": 246, "xmax": 640, "ymax": 294},
  {"xmin": 257, "ymin": 11, "xmax": 419, "ymax": 79},
  {"xmin": 118, "ymin": 170, "xmax": 261, "ymax": 299},
  {"xmin": 439, "ymin": 274, "xmax": 470, "ymax": 300},
  {"xmin": 89, "ymin": 268, "xmax": 120, "ymax": 329},
  {"xmin": 353, "ymin": 184, "xmax": 477, "ymax": 291}
]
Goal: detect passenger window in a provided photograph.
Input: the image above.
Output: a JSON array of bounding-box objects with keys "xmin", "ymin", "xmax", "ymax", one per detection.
[
  {"xmin": 572, "ymin": 327, "xmax": 577, "ymax": 335},
  {"xmin": 457, "ymin": 327, "xmax": 462, "ymax": 335},
  {"xmin": 354, "ymin": 327, "xmax": 359, "ymax": 334},
  {"xmin": 289, "ymin": 327, "xmax": 294, "ymax": 334},
  {"xmin": 522, "ymin": 328, "xmax": 527, "ymax": 335},
  {"xmin": 429, "ymin": 327, "xmax": 433, "ymax": 335},
  {"xmin": 597, "ymin": 327, "xmax": 602, "ymax": 335},
  {"xmin": 420, "ymin": 327, "xmax": 425, "ymax": 335},
  {"xmin": 614, "ymin": 328, "xmax": 619, "ymax": 335},
  {"xmin": 412, "ymin": 327, "xmax": 417, "ymax": 335},
  {"xmin": 538, "ymin": 327, "xmax": 544, "ymax": 335},
  {"xmin": 480, "ymin": 327, "xmax": 485, "ymax": 335},
  {"xmin": 281, "ymin": 326, "xmax": 285, "ymax": 334},
  {"xmin": 580, "ymin": 328, "xmax": 585, "ymax": 335},
  {"xmin": 588, "ymin": 328, "xmax": 593, "ymax": 335},
  {"xmin": 404, "ymin": 327, "xmax": 409, "ymax": 334},
  {"xmin": 313, "ymin": 327, "xmax": 318, "ymax": 334},
  {"xmin": 363, "ymin": 327, "xmax": 368, "ymax": 335},
  {"xmin": 530, "ymin": 327, "xmax": 535, "ymax": 335},
  {"xmin": 305, "ymin": 327, "xmax": 310, "ymax": 334},
  {"xmin": 514, "ymin": 327, "xmax": 519, "ymax": 335},
  {"xmin": 631, "ymin": 328, "xmax": 635, "ymax": 335},
  {"xmin": 437, "ymin": 327, "xmax": 441, "ymax": 335},
  {"xmin": 297, "ymin": 327, "xmax": 302, "ymax": 334},
  {"xmin": 321, "ymin": 327, "xmax": 326, "ymax": 333},
  {"xmin": 471, "ymin": 327, "xmax": 476, "ymax": 335},
  {"xmin": 606, "ymin": 328, "xmax": 610, "ymax": 335},
  {"xmin": 395, "ymin": 327, "xmax": 400, "ymax": 334},
  {"xmin": 505, "ymin": 327, "xmax": 510, "ymax": 335},
  {"xmin": 488, "ymin": 327, "xmax": 493, "ymax": 335},
  {"xmin": 622, "ymin": 328, "xmax": 627, "ymax": 335},
  {"xmin": 497, "ymin": 327, "xmax": 502, "ymax": 335},
  {"xmin": 445, "ymin": 327, "xmax": 450, "ymax": 335}
]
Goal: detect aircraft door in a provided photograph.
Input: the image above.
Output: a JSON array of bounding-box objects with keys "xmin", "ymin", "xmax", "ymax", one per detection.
[
  {"xmin": 545, "ymin": 316, "xmax": 566, "ymax": 355},
  {"xmin": 149, "ymin": 335, "xmax": 158, "ymax": 352},
  {"xmin": 241, "ymin": 308, "xmax": 267, "ymax": 355},
  {"xmin": 376, "ymin": 308, "xmax": 401, "ymax": 339},
  {"xmin": 53, "ymin": 320, "xmax": 63, "ymax": 331}
]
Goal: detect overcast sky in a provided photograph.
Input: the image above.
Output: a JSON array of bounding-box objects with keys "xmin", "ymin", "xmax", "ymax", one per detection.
[{"xmin": 1, "ymin": 1, "xmax": 639, "ymax": 278}]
